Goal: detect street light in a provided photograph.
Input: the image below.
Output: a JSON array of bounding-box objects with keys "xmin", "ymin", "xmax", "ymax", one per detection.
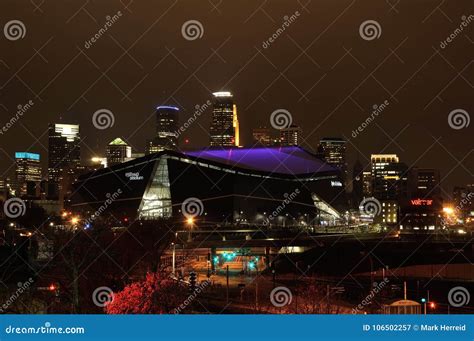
[
  {"xmin": 186, "ymin": 217, "xmax": 194, "ymax": 242},
  {"xmin": 442, "ymin": 207, "xmax": 454, "ymax": 215}
]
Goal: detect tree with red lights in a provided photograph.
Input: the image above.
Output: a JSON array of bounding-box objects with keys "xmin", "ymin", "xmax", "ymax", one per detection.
[{"xmin": 105, "ymin": 272, "xmax": 187, "ymax": 314}]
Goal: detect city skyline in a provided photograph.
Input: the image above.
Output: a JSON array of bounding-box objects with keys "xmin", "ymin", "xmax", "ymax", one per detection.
[
  {"xmin": 0, "ymin": 104, "xmax": 469, "ymax": 196},
  {"xmin": 0, "ymin": 0, "xmax": 471, "ymax": 192}
]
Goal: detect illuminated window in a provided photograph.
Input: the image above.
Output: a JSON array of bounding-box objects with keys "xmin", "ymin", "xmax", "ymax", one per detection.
[{"xmin": 138, "ymin": 158, "xmax": 172, "ymax": 219}]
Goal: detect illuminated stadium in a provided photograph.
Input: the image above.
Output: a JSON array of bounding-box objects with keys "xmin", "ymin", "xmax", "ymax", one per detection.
[{"xmin": 70, "ymin": 147, "xmax": 348, "ymax": 227}]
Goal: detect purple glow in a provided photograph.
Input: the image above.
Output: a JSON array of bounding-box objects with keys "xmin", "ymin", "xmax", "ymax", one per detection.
[
  {"xmin": 185, "ymin": 146, "xmax": 335, "ymax": 175},
  {"xmin": 156, "ymin": 106, "xmax": 179, "ymax": 111}
]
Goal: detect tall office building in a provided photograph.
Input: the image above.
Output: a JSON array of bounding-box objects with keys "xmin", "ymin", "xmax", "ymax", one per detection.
[
  {"xmin": 252, "ymin": 127, "xmax": 272, "ymax": 146},
  {"xmin": 280, "ymin": 125, "xmax": 303, "ymax": 146},
  {"xmin": 209, "ymin": 92, "xmax": 239, "ymax": 147},
  {"xmin": 371, "ymin": 154, "xmax": 408, "ymax": 200},
  {"xmin": 409, "ymin": 168, "xmax": 440, "ymax": 197},
  {"xmin": 106, "ymin": 138, "xmax": 132, "ymax": 167},
  {"xmin": 146, "ymin": 106, "xmax": 179, "ymax": 154},
  {"xmin": 48, "ymin": 123, "xmax": 81, "ymax": 197},
  {"xmin": 15, "ymin": 152, "xmax": 42, "ymax": 196},
  {"xmin": 362, "ymin": 171, "xmax": 372, "ymax": 196},
  {"xmin": 317, "ymin": 138, "xmax": 347, "ymax": 181}
]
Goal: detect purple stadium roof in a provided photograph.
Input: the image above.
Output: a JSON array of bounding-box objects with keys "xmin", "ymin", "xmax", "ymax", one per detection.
[{"xmin": 185, "ymin": 146, "xmax": 336, "ymax": 175}]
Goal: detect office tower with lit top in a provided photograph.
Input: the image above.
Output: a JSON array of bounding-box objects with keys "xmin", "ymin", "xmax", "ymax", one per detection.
[
  {"xmin": 371, "ymin": 154, "xmax": 408, "ymax": 225},
  {"xmin": 106, "ymin": 138, "xmax": 132, "ymax": 166},
  {"xmin": 209, "ymin": 92, "xmax": 239, "ymax": 147},
  {"xmin": 48, "ymin": 123, "xmax": 81, "ymax": 197},
  {"xmin": 15, "ymin": 152, "xmax": 42, "ymax": 196},
  {"xmin": 371, "ymin": 154, "xmax": 409, "ymax": 200},
  {"xmin": 146, "ymin": 106, "xmax": 179, "ymax": 154},
  {"xmin": 280, "ymin": 125, "xmax": 302, "ymax": 146}
]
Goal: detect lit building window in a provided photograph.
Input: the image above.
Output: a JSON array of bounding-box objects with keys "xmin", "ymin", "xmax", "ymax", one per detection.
[{"xmin": 138, "ymin": 158, "xmax": 172, "ymax": 219}]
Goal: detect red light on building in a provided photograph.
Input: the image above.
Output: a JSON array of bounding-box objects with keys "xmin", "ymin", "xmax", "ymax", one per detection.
[
  {"xmin": 410, "ymin": 199, "xmax": 433, "ymax": 206},
  {"xmin": 49, "ymin": 284, "xmax": 56, "ymax": 291}
]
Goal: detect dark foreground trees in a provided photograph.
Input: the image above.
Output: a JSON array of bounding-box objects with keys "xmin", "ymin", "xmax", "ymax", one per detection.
[{"xmin": 39, "ymin": 221, "xmax": 176, "ymax": 313}]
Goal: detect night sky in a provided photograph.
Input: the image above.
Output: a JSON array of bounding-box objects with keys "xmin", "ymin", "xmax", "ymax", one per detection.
[{"xmin": 0, "ymin": 0, "xmax": 472, "ymax": 195}]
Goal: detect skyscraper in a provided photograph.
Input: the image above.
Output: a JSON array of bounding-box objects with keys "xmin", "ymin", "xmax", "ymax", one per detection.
[
  {"xmin": 146, "ymin": 106, "xmax": 179, "ymax": 154},
  {"xmin": 48, "ymin": 123, "xmax": 81, "ymax": 197},
  {"xmin": 106, "ymin": 138, "xmax": 132, "ymax": 167},
  {"xmin": 280, "ymin": 125, "xmax": 303, "ymax": 146},
  {"xmin": 252, "ymin": 127, "xmax": 272, "ymax": 146},
  {"xmin": 209, "ymin": 92, "xmax": 239, "ymax": 147},
  {"xmin": 362, "ymin": 171, "xmax": 372, "ymax": 196},
  {"xmin": 409, "ymin": 168, "xmax": 440, "ymax": 197},
  {"xmin": 15, "ymin": 152, "xmax": 42, "ymax": 196},
  {"xmin": 317, "ymin": 138, "xmax": 347, "ymax": 186},
  {"xmin": 371, "ymin": 154, "xmax": 408, "ymax": 200}
]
